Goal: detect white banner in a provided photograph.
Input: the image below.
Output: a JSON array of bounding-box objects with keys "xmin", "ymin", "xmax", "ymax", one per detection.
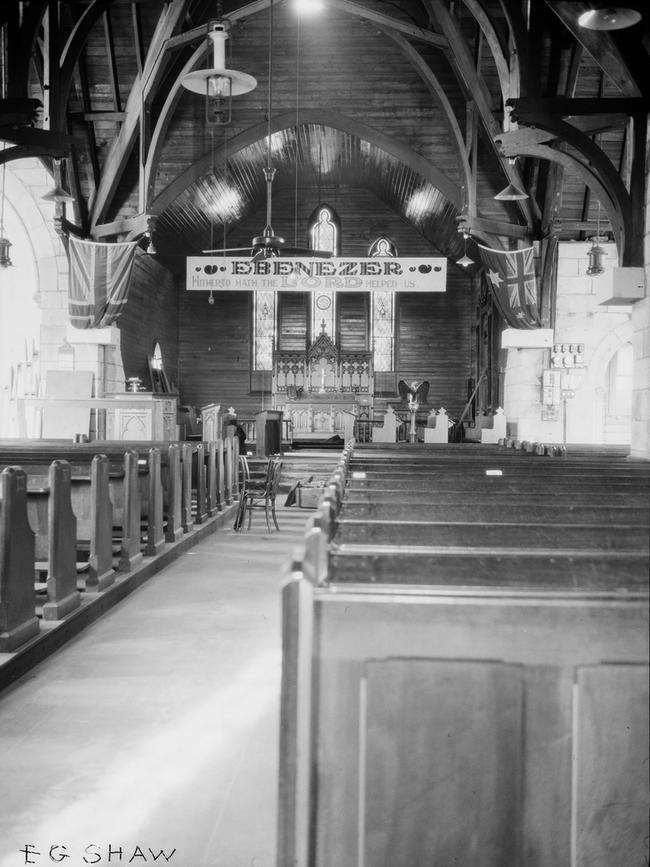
[{"xmin": 186, "ymin": 256, "xmax": 447, "ymax": 293}]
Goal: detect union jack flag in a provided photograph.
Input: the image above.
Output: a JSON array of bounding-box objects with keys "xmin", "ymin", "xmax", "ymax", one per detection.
[
  {"xmin": 68, "ymin": 237, "xmax": 138, "ymax": 329},
  {"xmin": 478, "ymin": 244, "xmax": 541, "ymax": 329}
]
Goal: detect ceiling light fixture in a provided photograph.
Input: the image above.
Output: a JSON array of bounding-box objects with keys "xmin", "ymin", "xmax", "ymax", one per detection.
[
  {"xmin": 0, "ymin": 146, "xmax": 12, "ymax": 268},
  {"xmin": 294, "ymin": 0, "xmax": 325, "ymax": 13},
  {"xmin": 494, "ymin": 157, "xmax": 529, "ymax": 201},
  {"xmin": 42, "ymin": 158, "xmax": 75, "ymax": 203},
  {"xmin": 181, "ymin": 20, "xmax": 257, "ymax": 126},
  {"xmin": 578, "ymin": 6, "xmax": 642, "ymax": 30},
  {"xmin": 457, "ymin": 233, "xmax": 474, "ymax": 268},
  {"xmin": 586, "ymin": 201, "xmax": 606, "ymax": 276}
]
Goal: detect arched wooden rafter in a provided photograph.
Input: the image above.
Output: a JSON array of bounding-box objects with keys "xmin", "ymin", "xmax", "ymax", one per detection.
[
  {"xmin": 495, "ymin": 139, "xmax": 620, "ymax": 246},
  {"xmin": 89, "ymin": 0, "xmax": 191, "ymax": 229},
  {"xmin": 98, "ymin": 0, "xmax": 450, "ymax": 230},
  {"xmin": 142, "ymin": 1, "xmax": 464, "ymax": 219},
  {"xmin": 377, "ymin": 27, "xmax": 472, "ymax": 210},
  {"xmin": 150, "ymin": 109, "xmax": 463, "ymax": 216},
  {"xmin": 506, "ymin": 102, "xmax": 644, "ymax": 264},
  {"xmin": 423, "ymin": 0, "xmax": 539, "ymax": 229}
]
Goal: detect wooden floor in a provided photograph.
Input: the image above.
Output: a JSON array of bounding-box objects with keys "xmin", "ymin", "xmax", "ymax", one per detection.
[{"xmin": 0, "ymin": 502, "xmax": 311, "ymax": 867}]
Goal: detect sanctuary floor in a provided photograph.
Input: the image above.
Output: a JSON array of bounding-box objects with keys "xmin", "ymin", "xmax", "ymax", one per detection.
[{"xmin": 0, "ymin": 503, "xmax": 310, "ymax": 867}]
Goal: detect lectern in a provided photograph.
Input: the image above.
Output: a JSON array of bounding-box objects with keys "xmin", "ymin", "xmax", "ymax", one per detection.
[{"xmin": 256, "ymin": 409, "xmax": 283, "ymax": 457}]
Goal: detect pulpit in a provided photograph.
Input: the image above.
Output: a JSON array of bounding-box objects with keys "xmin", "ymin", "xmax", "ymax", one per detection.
[{"xmin": 256, "ymin": 409, "xmax": 284, "ymax": 456}]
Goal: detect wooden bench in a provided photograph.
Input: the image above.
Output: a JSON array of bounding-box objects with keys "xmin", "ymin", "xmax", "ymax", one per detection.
[
  {"xmin": 277, "ymin": 442, "xmax": 650, "ymax": 867},
  {"xmin": 0, "ymin": 437, "xmax": 241, "ymax": 654},
  {"xmin": 0, "ymin": 467, "xmax": 40, "ymax": 651}
]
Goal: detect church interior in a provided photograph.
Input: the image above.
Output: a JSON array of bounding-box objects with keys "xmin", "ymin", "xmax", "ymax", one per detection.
[{"xmin": 0, "ymin": 1, "xmax": 648, "ymax": 865}]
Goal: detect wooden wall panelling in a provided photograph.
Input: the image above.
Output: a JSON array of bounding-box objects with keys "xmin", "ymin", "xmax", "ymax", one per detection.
[
  {"xmin": 119, "ymin": 249, "xmax": 179, "ymax": 389},
  {"xmin": 574, "ymin": 665, "xmax": 649, "ymax": 866},
  {"xmin": 278, "ymin": 292, "xmax": 310, "ymax": 351},
  {"xmin": 178, "ymin": 289, "xmax": 255, "ymax": 414},
  {"xmin": 337, "ymin": 293, "xmax": 369, "ymax": 351},
  {"xmin": 363, "ymin": 659, "xmax": 523, "ymax": 866},
  {"xmin": 396, "ymin": 267, "xmax": 474, "ymax": 416},
  {"xmin": 308, "ymin": 592, "xmax": 648, "ymax": 867}
]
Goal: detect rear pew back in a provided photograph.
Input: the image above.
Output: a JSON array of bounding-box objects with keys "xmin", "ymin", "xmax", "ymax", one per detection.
[{"xmin": 278, "ymin": 443, "xmax": 650, "ymax": 867}]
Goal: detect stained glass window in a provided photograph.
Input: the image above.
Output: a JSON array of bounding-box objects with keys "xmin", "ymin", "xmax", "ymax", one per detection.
[
  {"xmin": 253, "ymin": 291, "xmax": 276, "ymax": 370},
  {"xmin": 372, "ymin": 292, "xmax": 394, "ymax": 371},
  {"xmin": 368, "ymin": 236, "xmax": 397, "ymax": 257}
]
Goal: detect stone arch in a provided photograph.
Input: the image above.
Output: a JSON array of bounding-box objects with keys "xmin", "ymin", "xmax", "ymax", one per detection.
[
  {"xmin": 0, "ymin": 160, "xmax": 68, "ymax": 432},
  {"xmin": 583, "ymin": 320, "xmax": 633, "ymax": 444}
]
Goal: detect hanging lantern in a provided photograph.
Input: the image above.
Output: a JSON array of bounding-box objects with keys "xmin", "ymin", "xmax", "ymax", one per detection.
[
  {"xmin": 586, "ymin": 241, "xmax": 606, "ymax": 276},
  {"xmin": 0, "ymin": 235, "xmax": 12, "ymax": 268},
  {"xmin": 181, "ymin": 20, "xmax": 257, "ymax": 126}
]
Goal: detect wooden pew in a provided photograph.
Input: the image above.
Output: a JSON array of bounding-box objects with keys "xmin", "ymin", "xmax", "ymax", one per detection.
[
  {"xmin": 85, "ymin": 455, "xmax": 115, "ymax": 590},
  {"xmin": 0, "ymin": 467, "xmax": 40, "ymax": 651},
  {"xmin": 164, "ymin": 443, "xmax": 183, "ymax": 543},
  {"xmin": 0, "ymin": 436, "xmax": 239, "ymax": 528},
  {"xmin": 116, "ymin": 449, "xmax": 143, "ymax": 572},
  {"xmin": 277, "ymin": 443, "xmax": 650, "ymax": 867}
]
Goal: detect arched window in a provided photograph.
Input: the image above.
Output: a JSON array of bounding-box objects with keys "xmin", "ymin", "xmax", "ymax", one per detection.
[
  {"xmin": 368, "ymin": 236, "xmax": 398, "ymax": 257},
  {"xmin": 308, "ymin": 204, "xmax": 340, "ymax": 256},
  {"xmin": 149, "ymin": 340, "xmax": 171, "ymax": 392}
]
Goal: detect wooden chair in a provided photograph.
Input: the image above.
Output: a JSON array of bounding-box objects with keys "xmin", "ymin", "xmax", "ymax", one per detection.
[{"xmin": 234, "ymin": 456, "xmax": 283, "ymax": 533}]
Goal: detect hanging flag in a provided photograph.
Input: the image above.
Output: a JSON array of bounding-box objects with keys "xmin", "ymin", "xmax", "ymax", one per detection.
[
  {"xmin": 68, "ymin": 237, "xmax": 138, "ymax": 328},
  {"xmin": 477, "ymin": 243, "xmax": 541, "ymax": 329}
]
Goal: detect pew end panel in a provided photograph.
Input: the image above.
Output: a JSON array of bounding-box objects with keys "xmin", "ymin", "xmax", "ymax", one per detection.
[
  {"xmin": 278, "ymin": 580, "xmax": 649, "ymax": 867},
  {"xmin": 0, "ymin": 467, "xmax": 40, "ymax": 651}
]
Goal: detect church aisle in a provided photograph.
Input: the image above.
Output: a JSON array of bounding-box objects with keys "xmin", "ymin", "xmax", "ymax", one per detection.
[{"xmin": 0, "ymin": 504, "xmax": 311, "ymax": 867}]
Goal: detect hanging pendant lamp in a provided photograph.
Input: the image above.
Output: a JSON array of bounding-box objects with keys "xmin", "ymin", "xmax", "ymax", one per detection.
[
  {"xmin": 495, "ymin": 156, "xmax": 529, "ymax": 201},
  {"xmin": 42, "ymin": 159, "xmax": 74, "ymax": 203},
  {"xmin": 578, "ymin": 6, "xmax": 642, "ymax": 30},
  {"xmin": 457, "ymin": 233, "xmax": 474, "ymax": 268},
  {"xmin": 181, "ymin": 20, "xmax": 257, "ymax": 125}
]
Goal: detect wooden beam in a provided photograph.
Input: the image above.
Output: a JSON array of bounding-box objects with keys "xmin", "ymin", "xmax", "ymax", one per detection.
[
  {"xmin": 462, "ymin": 0, "xmax": 510, "ymax": 101},
  {"xmin": 494, "ymin": 138, "xmax": 621, "ymax": 247},
  {"xmin": 329, "ymin": 0, "xmax": 448, "ymax": 48},
  {"xmin": 378, "ymin": 27, "xmax": 472, "ymax": 200},
  {"xmin": 89, "ymin": 0, "xmax": 191, "ymax": 230},
  {"xmin": 131, "ymin": 1, "xmax": 145, "ymax": 76},
  {"xmin": 69, "ymin": 110, "xmax": 127, "ymax": 121},
  {"xmin": 102, "ymin": 8, "xmax": 122, "ymax": 114},
  {"xmin": 0, "ymin": 142, "xmax": 70, "ymax": 163},
  {"xmin": 142, "ymin": 0, "xmax": 449, "ymax": 212},
  {"xmin": 423, "ymin": 0, "xmax": 539, "ymax": 229},
  {"xmin": 150, "ymin": 108, "xmax": 463, "ymax": 215},
  {"xmin": 456, "ymin": 214, "xmax": 533, "ymax": 241},
  {"xmin": 165, "ymin": 0, "xmax": 449, "ymax": 52},
  {"xmin": 509, "ymin": 96, "xmax": 649, "ymax": 116},
  {"xmin": 0, "ymin": 126, "xmax": 74, "ymax": 153},
  {"xmin": 75, "ymin": 50, "xmax": 101, "ymax": 193},
  {"xmin": 3, "ymin": 1, "xmax": 47, "ymax": 97},
  {"xmin": 59, "ymin": 0, "xmax": 113, "ymax": 130},
  {"xmin": 505, "ymin": 105, "xmax": 636, "ymax": 261},
  {"xmin": 93, "ymin": 213, "xmax": 151, "ymax": 238},
  {"xmin": 545, "ymin": 1, "xmax": 643, "ymax": 97}
]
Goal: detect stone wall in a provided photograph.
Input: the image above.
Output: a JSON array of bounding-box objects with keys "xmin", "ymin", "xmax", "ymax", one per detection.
[
  {"xmin": 503, "ymin": 241, "xmax": 635, "ymax": 445},
  {"xmin": 630, "ymin": 121, "xmax": 650, "ymax": 459}
]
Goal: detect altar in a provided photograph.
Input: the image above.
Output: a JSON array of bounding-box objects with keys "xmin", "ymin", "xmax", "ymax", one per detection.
[{"xmin": 273, "ymin": 331, "xmax": 373, "ymax": 441}]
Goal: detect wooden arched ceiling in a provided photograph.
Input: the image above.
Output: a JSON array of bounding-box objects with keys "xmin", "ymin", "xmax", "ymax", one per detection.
[{"xmin": 0, "ymin": 0, "xmax": 647, "ymax": 266}]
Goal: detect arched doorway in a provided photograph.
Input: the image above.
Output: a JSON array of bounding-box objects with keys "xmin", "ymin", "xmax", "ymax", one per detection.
[
  {"xmin": 602, "ymin": 341, "xmax": 633, "ymax": 443},
  {"xmin": 0, "ymin": 161, "xmax": 46, "ymax": 436}
]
